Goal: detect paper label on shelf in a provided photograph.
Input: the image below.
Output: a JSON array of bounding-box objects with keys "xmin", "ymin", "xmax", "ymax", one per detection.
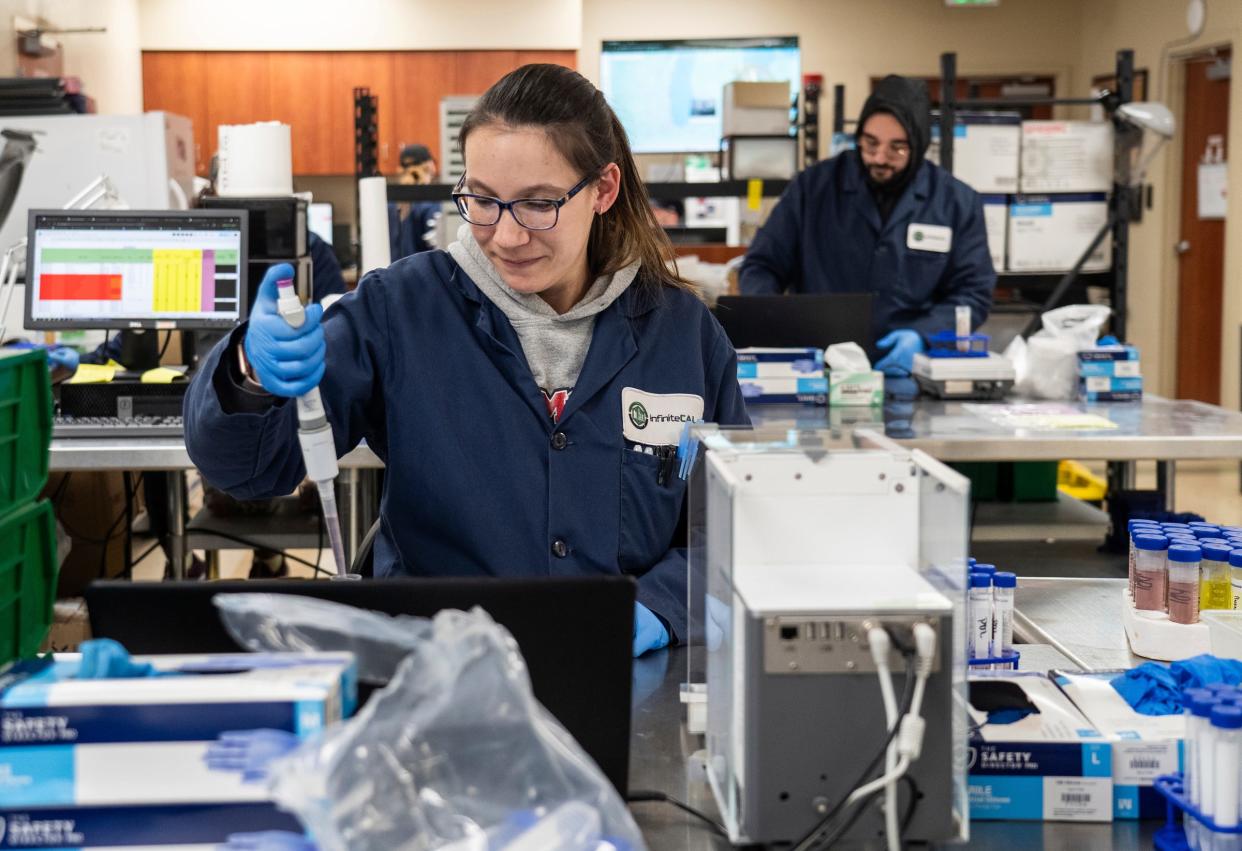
[{"xmin": 746, "ymin": 179, "xmax": 763, "ymax": 211}]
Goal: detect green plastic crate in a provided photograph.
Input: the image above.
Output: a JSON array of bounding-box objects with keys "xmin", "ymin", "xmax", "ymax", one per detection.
[
  {"xmin": 951, "ymin": 462, "xmax": 999, "ymax": 502},
  {"xmin": 0, "ymin": 498, "xmax": 58, "ymax": 665},
  {"xmin": 0, "ymin": 348, "xmax": 52, "ymax": 518},
  {"xmin": 1011, "ymin": 461, "xmax": 1061, "ymax": 502}
]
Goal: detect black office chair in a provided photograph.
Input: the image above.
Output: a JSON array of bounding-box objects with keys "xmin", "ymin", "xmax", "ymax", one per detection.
[{"xmin": 350, "ymin": 517, "xmax": 381, "ymax": 577}]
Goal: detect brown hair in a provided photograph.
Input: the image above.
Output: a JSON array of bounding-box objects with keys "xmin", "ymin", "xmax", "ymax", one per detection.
[{"xmin": 459, "ymin": 63, "xmax": 694, "ymax": 296}]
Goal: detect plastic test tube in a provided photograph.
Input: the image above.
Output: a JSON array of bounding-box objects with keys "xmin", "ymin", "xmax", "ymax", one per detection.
[
  {"xmin": 1184, "ymin": 689, "xmax": 1211, "ymax": 836},
  {"xmin": 1202, "ymin": 542, "xmax": 1234, "ymax": 612},
  {"xmin": 992, "ymin": 572, "xmax": 1017, "ymax": 656},
  {"xmin": 1232, "ymin": 550, "xmax": 1242, "ymax": 611},
  {"xmin": 1200, "ymin": 695, "xmax": 1222, "ymax": 824},
  {"xmin": 1129, "ymin": 521, "xmax": 1161, "ymax": 598},
  {"xmin": 969, "ymin": 571, "xmax": 993, "ymax": 660},
  {"xmin": 956, "ymin": 304, "xmax": 971, "ymax": 352},
  {"xmin": 1133, "ymin": 534, "xmax": 1170, "ymax": 613},
  {"xmin": 1212, "ymin": 704, "xmax": 1242, "ymax": 834},
  {"xmin": 1167, "ymin": 544, "xmax": 1202, "ymax": 625}
]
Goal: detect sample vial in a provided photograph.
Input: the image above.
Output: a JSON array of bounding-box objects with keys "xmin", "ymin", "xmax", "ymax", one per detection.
[
  {"xmin": 1167, "ymin": 544, "xmax": 1202, "ymax": 625},
  {"xmin": 1132, "ymin": 534, "xmax": 1170, "ymax": 613},
  {"xmin": 1129, "ymin": 521, "xmax": 1161, "ymax": 599},
  {"xmin": 956, "ymin": 304, "xmax": 971, "ymax": 352},
  {"xmin": 992, "ymin": 572, "xmax": 1017, "ymax": 655},
  {"xmin": 1201, "ymin": 542, "xmax": 1233, "ymax": 611},
  {"xmin": 969, "ymin": 571, "xmax": 993, "ymax": 660},
  {"xmin": 1184, "ymin": 688, "xmax": 1212, "ymax": 833},
  {"xmin": 1212, "ymin": 704, "xmax": 1242, "ymax": 832},
  {"xmin": 1201, "ymin": 695, "xmax": 1221, "ymax": 823},
  {"xmin": 1232, "ymin": 550, "xmax": 1242, "ymax": 611}
]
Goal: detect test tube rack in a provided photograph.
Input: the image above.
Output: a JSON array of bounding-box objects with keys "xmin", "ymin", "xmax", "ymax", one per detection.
[{"xmin": 1154, "ymin": 773, "xmax": 1242, "ymax": 850}]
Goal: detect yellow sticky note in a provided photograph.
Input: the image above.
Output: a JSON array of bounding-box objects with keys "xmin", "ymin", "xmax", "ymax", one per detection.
[
  {"xmin": 747, "ymin": 179, "xmax": 763, "ymax": 211},
  {"xmin": 69, "ymin": 363, "xmax": 117, "ymax": 384},
  {"xmin": 141, "ymin": 367, "xmax": 185, "ymax": 384}
]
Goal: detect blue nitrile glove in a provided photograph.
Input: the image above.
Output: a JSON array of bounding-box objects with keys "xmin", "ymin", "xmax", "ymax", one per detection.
[
  {"xmin": 633, "ymin": 602, "xmax": 670, "ymax": 657},
  {"xmin": 221, "ymin": 832, "xmax": 317, "ymax": 851},
  {"xmin": 243, "ymin": 263, "xmax": 325, "ymax": 397},
  {"xmin": 874, "ymin": 329, "xmax": 925, "ymax": 377},
  {"xmin": 204, "ymin": 729, "xmax": 300, "ymax": 782},
  {"xmin": 47, "ymin": 347, "xmax": 79, "ymax": 372},
  {"xmin": 76, "ymin": 638, "xmax": 160, "ymax": 679}
]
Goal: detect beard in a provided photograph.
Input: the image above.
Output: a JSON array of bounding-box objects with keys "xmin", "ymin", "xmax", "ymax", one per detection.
[{"xmin": 867, "ymin": 163, "xmax": 898, "ymax": 184}]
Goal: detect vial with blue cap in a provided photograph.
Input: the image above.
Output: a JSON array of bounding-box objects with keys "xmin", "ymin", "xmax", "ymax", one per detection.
[
  {"xmin": 1202, "ymin": 542, "xmax": 1233, "ymax": 611},
  {"xmin": 1129, "ymin": 523, "xmax": 1163, "ymax": 596},
  {"xmin": 1167, "ymin": 544, "xmax": 1202, "ymax": 624},
  {"xmin": 1211, "ymin": 704, "xmax": 1242, "ymax": 833},
  {"xmin": 1184, "ymin": 688, "xmax": 1214, "ymax": 828},
  {"xmin": 1231, "ymin": 550, "xmax": 1242, "ymax": 611},
  {"xmin": 969, "ymin": 571, "xmax": 993, "ymax": 660},
  {"xmin": 992, "ymin": 572, "xmax": 1017, "ymax": 657},
  {"xmin": 1133, "ymin": 534, "xmax": 1169, "ymax": 612}
]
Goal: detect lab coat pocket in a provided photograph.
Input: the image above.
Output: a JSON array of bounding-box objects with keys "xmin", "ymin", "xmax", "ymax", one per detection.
[
  {"xmin": 895, "ymin": 249, "xmax": 949, "ymax": 308},
  {"xmin": 618, "ymin": 448, "xmax": 686, "ymax": 575}
]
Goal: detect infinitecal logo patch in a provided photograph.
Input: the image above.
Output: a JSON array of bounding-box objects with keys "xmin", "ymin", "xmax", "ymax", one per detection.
[{"xmin": 628, "ymin": 401, "xmax": 648, "ymax": 429}]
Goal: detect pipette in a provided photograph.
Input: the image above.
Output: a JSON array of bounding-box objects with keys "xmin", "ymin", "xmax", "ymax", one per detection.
[{"xmin": 275, "ymin": 277, "xmax": 350, "ymax": 578}]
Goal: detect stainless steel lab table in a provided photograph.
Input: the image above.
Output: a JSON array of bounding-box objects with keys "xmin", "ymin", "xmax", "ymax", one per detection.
[
  {"xmin": 631, "ymin": 641, "xmax": 1158, "ymax": 849},
  {"xmin": 1013, "ymin": 576, "xmax": 1142, "ymax": 671},
  {"xmin": 48, "ymin": 438, "xmax": 384, "ymax": 578}
]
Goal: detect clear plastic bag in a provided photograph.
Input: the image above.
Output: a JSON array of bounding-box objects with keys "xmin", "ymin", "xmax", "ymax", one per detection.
[
  {"xmin": 212, "ymin": 594, "xmax": 646, "ymax": 851},
  {"xmin": 1005, "ymin": 304, "xmax": 1111, "ymax": 400}
]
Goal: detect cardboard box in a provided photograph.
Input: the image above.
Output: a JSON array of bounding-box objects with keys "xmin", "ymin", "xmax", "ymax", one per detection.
[
  {"xmin": 0, "ymin": 801, "xmax": 302, "ymax": 848},
  {"xmin": 0, "ymin": 652, "xmax": 356, "ymax": 807},
  {"xmin": 1079, "ymin": 345, "xmax": 1141, "ymax": 378},
  {"xmin": 928, "ymin": 115, "xmax": 1021, "ymax": 194},
  {"xmin": 42, "ymin": 472, "xmax": 130, "ymax": 596},
  {"xmin": 1080, "ymin": 375, "xmax": 1143, "ymax": 403},
  {"xmin": 981, "ymin": 195, "xmax": 1007, "ymax": 272},
  {"xmin": 828, "ymin": 370, "xmax": 884, "ymax": 406},
  {"xmin": 1053, "ymin": 671, "xmax": 1184, "ymax": 820},
  {"xmin": 739, "ymin": 376, "xmax": 828, "ymax": 405},
  {"xmin": 968, "ymin": 673, "xmax": 1113, "ymax": 821},
  {"xmin": 722, "ymin": 81, "xmax": 791, "ymax": 136},
  {"xmin": 1007, "ymin": 194, "xmax": 1111, "ymax": 272},
  {"xmin": 736, "ymin": 347, "xmax": 824, "ymax": 379},
  {"xmin": 1020, "ymin": 121, "xmax": 1114, "ymax": 193}
]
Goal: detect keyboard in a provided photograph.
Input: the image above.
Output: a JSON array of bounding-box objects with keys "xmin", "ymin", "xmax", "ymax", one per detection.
[{"xmin": 53, "ymin": 415, "xmax": 184, "ymax": 439}]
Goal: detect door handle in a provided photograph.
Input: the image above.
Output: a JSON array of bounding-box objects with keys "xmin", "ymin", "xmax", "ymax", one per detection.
[{"xmin": 1176, "ymin": 240, "xmax": 1192, "ymax": 255}]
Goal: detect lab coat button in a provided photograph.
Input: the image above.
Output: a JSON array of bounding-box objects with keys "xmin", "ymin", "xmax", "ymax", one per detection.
[
  {"xmin": 552, "ymin": 538, "xmax": 569, "ymax": 558},
  {"xmin": 551, "ymin": 432, "xmax": 568, "ymax": 450}
]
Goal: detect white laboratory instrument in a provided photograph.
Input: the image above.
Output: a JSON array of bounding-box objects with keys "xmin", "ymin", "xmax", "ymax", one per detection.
[
  {"xmin": 686, "ymin": 425, "xmax": 970, "ymax": 848},
  {"xmin": 275, "ymin": 277, "xmax": 350, "ymax": 577},
  {"xmin": 912, "ymin": 351, "xmax": 1015, "ymax": 400}
]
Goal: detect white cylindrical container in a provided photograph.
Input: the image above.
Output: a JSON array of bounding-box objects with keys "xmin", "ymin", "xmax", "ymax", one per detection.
[
  {"xmin": 358, "ymin": 176, "xmax": 393, "ymax": 276},
  {"xmin": 1231, "ymin": 549, "xmax": 1242, "ymax": 611},
  {"xmin": 1129, "ymin": 520, "xmax": 1160, "ymax": 600},
  {"xmin": 216, "ymin": 122, "xmax": 294, "ymax": 197},
  {"xmin": 1133, "ymin": 534, "xmax": 1169, "ymax": 612},
  {"xmin": 955, "ymin": 304, "xmax": 971, "ymax": 352},
  {"xmin": 1211, "ymin": 704, "xmax": 1242, "ymax": 838},
  {"xmin": 969, "ymin": 571, "xmax": 993, "ymax": 660},
  {"xmin": 992, "ymin": 572, "xmax": 1017, "ymax": 655}
]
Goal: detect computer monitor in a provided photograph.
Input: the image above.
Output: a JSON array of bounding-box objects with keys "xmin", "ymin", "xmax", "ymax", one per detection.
[
  {"xmin": 308, "ymin": 202, "xmax": 333, "ymax": 245},
  {"xmin": 24, "ymin": 209, "xmax": 248, "ymax": 331},
  {"xmin": 714, "ymin": 293, "xmax": 876, "ymax": 354}
]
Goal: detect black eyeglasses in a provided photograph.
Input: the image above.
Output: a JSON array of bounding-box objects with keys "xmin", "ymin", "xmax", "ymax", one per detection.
[{"xmin": 452, "ymin": 172, "xmax": 597, "ymax": 231}]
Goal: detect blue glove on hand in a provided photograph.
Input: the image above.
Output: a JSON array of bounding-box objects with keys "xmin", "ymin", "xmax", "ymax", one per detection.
[
  {"xmin": 76, "ymin": 638, "xmax": 159, "ymax": 679},
  {"xmin": 874, "ymin": 329, "xmax": 925, "ymax": 377},
  {"xmin": 633, "ymin": 602, "xmax": 670, "ymax": 657},
  {"xmin": 243, "ymin": 263, "xmax": 325, "ymax": 397},
  {"xmin": 47, "ymin": 347, "xmax": 79, "ymax": 373},
  {"xmin": 204, "ymin": 729, "xmax": 300, "ymax": 782}
]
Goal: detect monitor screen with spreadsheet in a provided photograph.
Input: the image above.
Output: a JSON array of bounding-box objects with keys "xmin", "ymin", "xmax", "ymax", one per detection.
[{"xmin": 24, "ymin": 209, "xmax": 249, "ymax": 330}]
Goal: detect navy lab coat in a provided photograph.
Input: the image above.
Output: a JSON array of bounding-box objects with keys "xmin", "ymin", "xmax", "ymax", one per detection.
[
  {"xmin": 739, "ymin": 150, "xmax": 995, "ymax": 342},
  {"xmin": 184, "ymin": 250, "xmax": 749, "ymax": 642}
]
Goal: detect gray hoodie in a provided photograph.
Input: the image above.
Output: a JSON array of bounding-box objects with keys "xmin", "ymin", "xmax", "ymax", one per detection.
[{"xmin": 448, "ymin": 225, "xmax": 639, "ymax": 411}]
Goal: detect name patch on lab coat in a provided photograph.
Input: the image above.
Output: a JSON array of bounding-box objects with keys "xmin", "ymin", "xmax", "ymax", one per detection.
[
  {"xmin": 622, "ymin": 387, "xmax": 704, "ymax": 446},
  {"xmin": 907, "ymin": 223, "xmax": 952, "ymax": 253}
]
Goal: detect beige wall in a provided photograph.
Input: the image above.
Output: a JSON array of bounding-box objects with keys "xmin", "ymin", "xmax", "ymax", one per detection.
[
  {"xmin": 1080, "ymin": 0, "xmax": 1241, "ymax": 405},
  {"xmin": 581, "ymin": 0, "xmax": 1089, "ymax": 140},
  {"xmin": 137, "ymin": 0, "xmax": 580, "ymax": 50}
]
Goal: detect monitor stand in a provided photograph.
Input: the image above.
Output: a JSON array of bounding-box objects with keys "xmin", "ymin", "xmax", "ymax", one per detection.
[{"xmin": 118, "ymin": 329, "xmax": 161, "ymax": 372}]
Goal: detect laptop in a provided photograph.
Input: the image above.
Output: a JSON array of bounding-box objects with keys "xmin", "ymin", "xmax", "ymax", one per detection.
[
  {"xmin": 714, "ymin": 293, "xmax": 875, "ymax": 354},
  {"xmin": 86, "ymin": 576, "xmax": 636, "ymax": 792}
]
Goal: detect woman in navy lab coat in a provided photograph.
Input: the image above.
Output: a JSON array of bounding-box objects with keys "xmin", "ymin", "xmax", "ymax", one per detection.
[{"xmin": 184, "ymin": 64, "xmax": 748, "ymax": 656}]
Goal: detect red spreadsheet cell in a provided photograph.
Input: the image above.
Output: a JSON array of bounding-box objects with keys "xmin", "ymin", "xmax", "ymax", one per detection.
[{"xmin": 40, "ymin": 273, "xmax": 123, "ymax": 301}]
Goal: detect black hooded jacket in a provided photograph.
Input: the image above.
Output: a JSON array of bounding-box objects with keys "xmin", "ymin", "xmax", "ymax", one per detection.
[{"xmin": 857, "ymin": 75, "xmax": 932, "ymax": 223}]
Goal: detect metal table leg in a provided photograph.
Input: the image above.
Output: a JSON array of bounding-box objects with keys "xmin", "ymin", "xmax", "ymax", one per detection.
[
  {"xmin": 1157, "ymin": 460, "xmax": 1177, "ymax": 513},
  {"xmin": 168, "ymin": 470, "xmax": 187, "ymax": 580}
]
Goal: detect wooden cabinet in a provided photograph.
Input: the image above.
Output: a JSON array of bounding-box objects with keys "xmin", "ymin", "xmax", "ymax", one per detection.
[{"xmin": 142, "ymin": 49, "xmax": 576, "ymax": 177}]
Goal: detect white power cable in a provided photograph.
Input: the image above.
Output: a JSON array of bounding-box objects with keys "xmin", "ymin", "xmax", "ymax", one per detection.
[{"xmin": 867, "ymin": 627, "xmax": 901, "ymax": 851}]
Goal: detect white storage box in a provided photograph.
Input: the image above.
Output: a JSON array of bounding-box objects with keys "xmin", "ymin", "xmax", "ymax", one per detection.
[
  {"xmin": 1020, "ymin": 121, "xmax": 1114, "ymax": 193},
  {"xmin": 1007, "ymin": 194, "xmax": 1111, "ymax": 272}
]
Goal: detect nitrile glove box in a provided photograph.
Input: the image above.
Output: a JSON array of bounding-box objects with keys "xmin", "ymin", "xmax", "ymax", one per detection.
[
  {"xmin": 928, "ymin": 115, "xmax": 1021, "ymax": 193},
  {"xmin": 0, "ymin": 801, "xmax": 304, "ymax": 848},
  {"xmin": 968, "ymin": 673, "xmax": 1113, "ymax": 822},
  {"xmin": 1052, "ymin": 671, "xmax": 1184, "ymax": 820},
  {"xmin": 981, "ymin": 195, "xmax": 1007, "ymax": 272},
  {"xmin": 1020, "ymin": 120, "xmax": 1114, "ymax": 193},
  {"xmin": 1079, "ymin": 375, "xmax": 1143, "ymax": 402},
  {"xmin": 828, "ymin": 371, "xmax": 884, "ymax": 406},
  {"xmin": 1007, "ymin": 194, "xmax": 1111, "ymax": 272},
  {"xmin": 0, "ymin": 652, "xmax": 356, "ymax": 808},
  {"xmin": 739, "ymin": 376, "xmax": 828, "ymax": 405},
  {"xmin": 1078, "ymin": 345, "xmax": 1141, "ymax": 378},
  {"xmin": 736, "ymin": 347, "xmax": 824, "ymax": 379}
]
